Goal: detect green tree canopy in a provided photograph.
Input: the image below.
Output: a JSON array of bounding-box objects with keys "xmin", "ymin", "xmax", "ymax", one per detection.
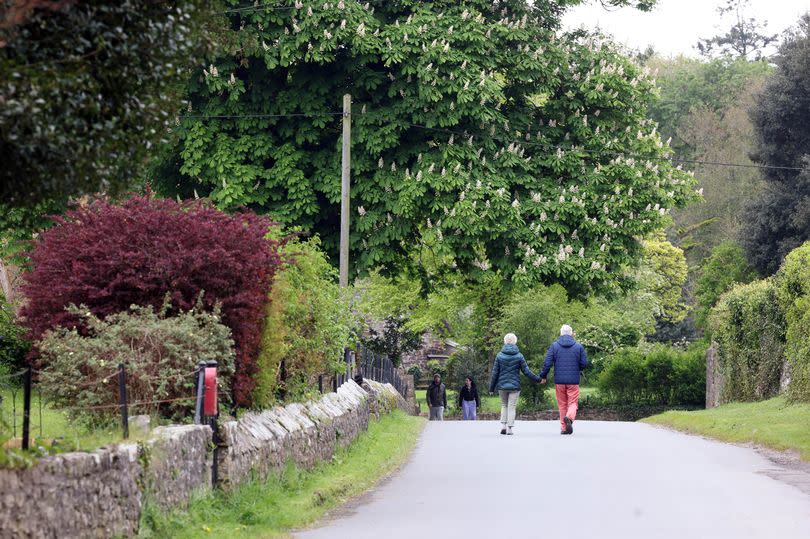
[
  {"xmin": 640, "ymin": 233, "xmax": 688, "ymax": 324},
  {"xmin": 644, "ymin": 55, "xmax": 771, "ymax": 266},
  {"xmin": 742, "ymin": 14, "xmax": 810, "ymax": 275},
  {"xmin": 156, "ymin": 0, "xmax": 695, "ymax": 295},
  {"xmin": 0, "ymin": 1, "xmax": 220, "ymax": 206},
  {"xmin": 694, "ymin": 241, "xmax": 756, "ymax": 328}
]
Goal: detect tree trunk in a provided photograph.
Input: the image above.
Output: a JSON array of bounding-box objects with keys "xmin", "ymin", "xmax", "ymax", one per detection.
[
  {"xmin": 0, "ymin": 256, "xmax": 23, "ymax": 316},
  {"xmin": 0, "ymin": 256, "xmax": 13, "ymax": 304}
]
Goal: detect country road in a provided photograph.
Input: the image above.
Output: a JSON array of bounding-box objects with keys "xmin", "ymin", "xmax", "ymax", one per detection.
[{"xmin": 297, "ymin": 420, "xmax": 810, "ymax": 539}]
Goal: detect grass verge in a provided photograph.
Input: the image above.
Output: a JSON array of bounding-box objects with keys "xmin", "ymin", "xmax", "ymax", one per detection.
[
  {"xmin": 139, "ymin": 410, "xmax": 425, "ymax": 538},
  {"xmin": 644, "ymin": 397, "xmax": 810, "ymax": 461}
]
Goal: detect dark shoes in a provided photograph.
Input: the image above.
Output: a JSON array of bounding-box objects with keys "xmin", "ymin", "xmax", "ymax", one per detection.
[
  {"xmin": 500, "ymin": 428, "xmax": 507, "ymax": 435},
  {"xmin": 564, "ymin": 416, "xmax": 573, "ymax": 435}
]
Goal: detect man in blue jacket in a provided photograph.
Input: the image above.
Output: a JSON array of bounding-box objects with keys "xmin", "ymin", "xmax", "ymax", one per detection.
[{"xmin": 540, "ymin": 325, "xmax": 588, "ymax": 435}]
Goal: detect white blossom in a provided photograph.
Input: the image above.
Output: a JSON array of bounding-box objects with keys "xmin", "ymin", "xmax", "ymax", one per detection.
[{"xmin": 358, "ymin": 206, "xmax": 366, "ymax": 216}]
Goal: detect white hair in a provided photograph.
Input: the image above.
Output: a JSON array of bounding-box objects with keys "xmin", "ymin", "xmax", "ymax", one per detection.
[
  {"xmin": 504, "ymin": 333, "xmax": 518, "ymax": 345},
  {"xmin": 560, "ymin": 324, "xmax": 573, "ymax": 336}
]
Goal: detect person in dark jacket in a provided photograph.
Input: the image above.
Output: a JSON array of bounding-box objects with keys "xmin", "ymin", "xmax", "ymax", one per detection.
[
  {"xmin": 427, "ymin": 374, "xmax": 447, "ymax": 421},
  {"xmin": 458, "ymin": 376, "xmax": 481, "ymax": 420},
  {"xmin": 489, "ymin": 333, "xmax": 541, "ymax": 435},
  {"xmin": 540, "ymin": 325, "xmax": 588, "ymax": 435}
]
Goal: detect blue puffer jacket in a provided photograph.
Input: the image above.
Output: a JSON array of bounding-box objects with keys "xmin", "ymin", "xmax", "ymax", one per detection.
[
  {"xmin": 489, "ymin": 344, "xmax": 540, "ymax": 392},
  {"xmin": 540, "ymin": 335, "xmax": 588, "ymax": 385}
]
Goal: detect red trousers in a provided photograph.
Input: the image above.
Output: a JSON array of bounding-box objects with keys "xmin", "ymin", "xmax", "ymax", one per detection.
[{"xmin": 555, "ymin": 384, "xmax": 580, "ymax": 431}]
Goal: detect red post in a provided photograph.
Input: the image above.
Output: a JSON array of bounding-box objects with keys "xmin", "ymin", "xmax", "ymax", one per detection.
[{"xmin": 204, "ymin": 365, "xmax": 217, "ymax": 417}]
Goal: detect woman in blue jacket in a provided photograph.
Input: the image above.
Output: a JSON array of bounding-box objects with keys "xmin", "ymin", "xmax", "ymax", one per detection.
[{"xmin": 488, "ymin": 333, "xmax": 540, "ymax": 435}]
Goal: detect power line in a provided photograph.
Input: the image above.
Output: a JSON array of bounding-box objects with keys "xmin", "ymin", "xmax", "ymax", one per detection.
[
  {"xmin": 180, "ymin": 112, "xmax": 346, "ymax": 119},
  {"xmin": 222, "ymin": 3, "xmax": 297, "ymax": 14}
]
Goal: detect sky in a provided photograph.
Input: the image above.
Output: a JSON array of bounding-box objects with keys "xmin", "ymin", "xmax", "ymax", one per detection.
[{"xmin": 563, "ymin": 0, "xmax": 810, "ymax": 57}]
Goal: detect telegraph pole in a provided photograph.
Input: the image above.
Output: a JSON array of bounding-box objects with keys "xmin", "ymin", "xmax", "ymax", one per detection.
[{"xmin": 339, "ymin": 93, "xmax": 351, "ymax": 288}]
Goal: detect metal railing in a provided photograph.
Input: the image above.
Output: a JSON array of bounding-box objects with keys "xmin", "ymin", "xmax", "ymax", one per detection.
[
  {"xmin": 317, "ymin": 345, "xmax": 408, "ymax": 399},
  {"xmin": 356, "ymin": 344, "xmax": 408, "ymax": 397}
]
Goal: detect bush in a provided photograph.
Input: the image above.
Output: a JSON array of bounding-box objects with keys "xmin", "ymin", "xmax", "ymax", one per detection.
[
  {"xmin": 406, "ymin": 365, "xmax": 422, "ymax": 386},
  {"xmin": 0, "ymin": 301, "xmax": 28, "ymax": 372},
  {"xmin": 496, "ymin": 284, "xmax": 654, "ymax": 410},
  {"xmin": 642, "ymin": 234, "xmax": 689, "ymax": 324},
  {"xmin": 360, "ymin": 316, "xmax": 422, "ymax": 368},
  {"xmin": 38, "ymin": 303, "xmax": 235, "ymax": 421},
  {"xmin": 445, "ymin": 348, "xmax": 489, "ymax": 391},
  {"xmin": 694, "ymin": 241, "xmax": 756, "ymax": 328},
  {"xmin": 709, "ymin": 279, "xmax": 785, "ymax": 402},
  {"xmin": 252, "ymin": 238, "xmax": 356, "ymax": 408},
  {"xmin": 776, "ymin": 242, "xmax": 810, "ymax": 402},
  {"xmin": 497, "ymin": 285, "xmax": 574, "ymax": 409},
  {"xmin": 598, "ymin": 345, "xmax": 705, "ymax": 406},
  {"xmin": 20, "ymin": 194, "xmax": 283, "ymax": 407},
  {"xmin": 425, "ymin": 359, "xmax": 447, "ymax": 380}
]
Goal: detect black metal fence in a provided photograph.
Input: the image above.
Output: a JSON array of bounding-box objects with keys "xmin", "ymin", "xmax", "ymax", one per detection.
[
  {"xmin": 356, "ymin": 344, "xmax": 409, "ymax": 397},
  {"xmin": 1, "ymin": 363, "xmax": 218, "ymax": 452},
  {"xmin": 317, "ymin": 345, "xmax": 409, "ymax": 399}
]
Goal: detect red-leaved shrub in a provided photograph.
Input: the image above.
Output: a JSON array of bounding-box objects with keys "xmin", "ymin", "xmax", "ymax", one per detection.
[{"xmin": 21, "ymin": 194, "xmax": 283, "ymax": 407}]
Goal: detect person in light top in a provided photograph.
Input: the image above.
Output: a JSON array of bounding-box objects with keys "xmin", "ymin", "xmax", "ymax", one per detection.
[{"xmin": 488, "ymin": 333, "xmax": 541, "ymax": 435}]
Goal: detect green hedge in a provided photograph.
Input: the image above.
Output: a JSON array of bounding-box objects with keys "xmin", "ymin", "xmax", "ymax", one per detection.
[
  {"xmin": 776, "ymin": 243, "xmax": 810, "ymax": 402},
  {"xmin": 706, "ymin": 241, "xmax": 810, "ymax": 404},
  {"xmin": 253, "ymin": 238, "xmax": 357, "ymax": 408},
  {"xmin": 709, "ymin": 279, "xmax": 785, "ymax": 402},
  {"xmin": 597, "ymin": 345, "xmax": 705, "ymax": 406}
]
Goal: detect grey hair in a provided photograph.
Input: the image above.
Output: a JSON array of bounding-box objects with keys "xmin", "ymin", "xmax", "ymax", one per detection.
[
  {"xmin": 504, "ymin": 333, "xmax": 518, "ymax": 345},
  {"xmin": 560, "ymin": 324, "xmax": 573, "ymax": 336}
]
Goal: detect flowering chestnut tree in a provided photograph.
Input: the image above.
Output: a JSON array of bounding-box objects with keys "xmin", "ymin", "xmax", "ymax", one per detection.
[{"xmin": 158, "ymin": 0, "xmax": 696, "ymax": 295}]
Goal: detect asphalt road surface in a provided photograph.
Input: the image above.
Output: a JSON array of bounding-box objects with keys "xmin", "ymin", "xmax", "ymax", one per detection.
[{"xmin": 297, "ymin": 420, "xmax": 810, "ymax": 539}]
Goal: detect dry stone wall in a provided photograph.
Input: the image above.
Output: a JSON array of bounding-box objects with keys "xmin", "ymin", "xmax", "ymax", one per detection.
[
  {"xmin": 0, "ymin": 444, "xmax": 142, "ymax": 539},
  {"xmin": 0, "ymin": 380, "xmax": 411, "ymax": 538},
  {"xmin": 141, "ymin": 425, "xmax": 213, "ymax": 510}
]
